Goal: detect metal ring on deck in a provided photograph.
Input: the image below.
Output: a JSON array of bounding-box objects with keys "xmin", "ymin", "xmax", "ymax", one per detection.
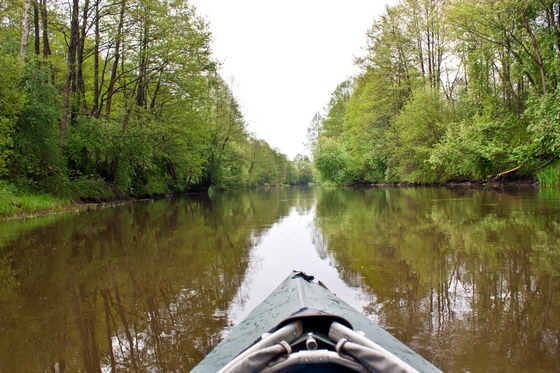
[
  {"xmin": 277, "ymin": 340, "xmax": 292, "ymax": 357},
  {"xmin": 336, "ymin": 337, "xmax": 349, "ymax": 356}
]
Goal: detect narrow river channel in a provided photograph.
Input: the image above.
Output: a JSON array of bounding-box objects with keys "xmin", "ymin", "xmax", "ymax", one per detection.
[{"xmin": 1, "ymin": 186, "xmax": 559, "ymax": 372}]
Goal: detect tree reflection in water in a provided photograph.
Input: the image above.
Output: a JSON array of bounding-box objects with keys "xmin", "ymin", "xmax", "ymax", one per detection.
[
  {"xmin": 313, "ymin": 187, "xmax": 560, "ymax": 373},
  {"xmin": 1, "ymin": 187, "xmax": 559, "ymax": 372},
  {"xmin": 0, "ymin": 188, "xmax": 305, "ymax": 372}
]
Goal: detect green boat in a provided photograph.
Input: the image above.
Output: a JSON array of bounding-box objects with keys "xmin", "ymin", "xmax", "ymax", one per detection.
[{"xmin": 191, "ymin": 271, "xmax": 442, "ymax": 372}]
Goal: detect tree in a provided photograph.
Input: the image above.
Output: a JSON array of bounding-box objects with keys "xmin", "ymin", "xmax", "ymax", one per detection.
[
  {"xmin": 340, "ymin": 4, "xmax": 423, "ymax": 182},
  {"xmin": 1, "ymin": 0, "xmax": 298, "ymax": 197},
  {"xmin": 308, "ymin": 0, "xmax": 560, "ymax": 184},
  {"xmin": 59, "ymin": 0, "xmax": 80, "ymax": 152},
  {"xmin": 20, "ymin": 0, "xmax": 32, "ymax": 58},
  {"xmin": 294, "ymin": 154, "xmax": 314, "ymax": 185},
  {"xmin": 306, "ymin": 112, "xmax": 323, "ymax": 152},
  {"xmin": 322, "ymin": 80, "xmax": 352, "ymax": 138},
  {"xmin": 313, "ymin": 137, "xmax": 349, "ymax": 184},
  {"xmin": 202, "ymin": 76, "xmax": 247, "ymax": 189},
  {"xmin": 0, "ymin": 54, "xmax": 25, "ymax": 176},
  {"xmin": 8, "ymin": 59, "xmax": 62, "ymax": 190},
  {"xmin": 389, "ymin": 88, "xmax": 449, "ymax": 182}
]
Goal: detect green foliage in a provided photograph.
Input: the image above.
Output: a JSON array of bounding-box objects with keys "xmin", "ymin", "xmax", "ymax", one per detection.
[
  {"xmin": 202, "ymin": 76, "xmax": 248, "ymax": 189},
  {"xmin": 322, "ymin": 80, "xmax": 352, "ymax": 138},
  {"xmin": 388, "ymin": 88, "xmax": 448, "ymax": 183},
  {"xmin": 66, "ymin": 115, "xmax": 167, "ymax": 197},
  {"xmin": 245, "ymin": 139, "xmax": 279, "ymax": 187},
  {"xmin": 342, "ymin": 69, "xmax": 400, "ymax": 182},
  {"xmin": 524, "ymin": 88, "xmax": 560, "ymax": 161},
  {"xmin": 308, "ymin": 0, "xmax": 557, "ymax": 184},
  {"xmin": 306, "ymin": 112, "xmax": 323, "ymax": 151},
  {"xmin": 68, "ymin": 176, "xmax": 118, "ymax": 201},
  {"xmin": 7, "ymin": 59, "xmax": 63, "ymax": 191},
  {"xmin": 313, "ymin": 137, "xmax": 350, "ymax": 184},
  {"xmin": 536, "ymin": 162, "xmax": 560, "ymax": 187},
  {"xmin": 0, "ymin": 0, "xmax": 300, "ymax": 202},
  {"xmin": 294, "ymin": 154, "xmax": 314, "ymax": 185},
  {"xmin": 430, "ymin": 113, "xmax": 528, "ymax": 179},
  {"xmin": 0, "ymin": 52, "xmax": 25, "ymax": 176}
]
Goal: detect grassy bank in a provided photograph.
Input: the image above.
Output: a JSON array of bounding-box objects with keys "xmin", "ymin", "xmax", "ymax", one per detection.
[
  {"xmin": 0, "ymin": 176, "xmax": 546, "ymax": 221},
  {"xmin": 536, "ymin": 162, "xmax": 560, "ymax": 187},
  {"xmin": 0, "ymin": 182, "xmax": 82, "ymax": 220}
]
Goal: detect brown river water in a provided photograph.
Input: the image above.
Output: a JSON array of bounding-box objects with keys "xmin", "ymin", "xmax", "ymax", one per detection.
[{"xmin": 0, "ymin": 186, "xmax": 559, "ymax": 372}]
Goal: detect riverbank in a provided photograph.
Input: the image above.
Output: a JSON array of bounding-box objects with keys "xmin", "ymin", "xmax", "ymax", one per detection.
[
  {"xmin": 0, "ymin": 181, "xmax": 127, "ymax": 220},
  {"xmin": 0, "ymin": 189, "xmax": 94, "ymax": 220},
  {"xmin": 342, "ymin": 176, "xmax": 539, "ymax": 190},
  {"xmin": 0, "ymin": 177, "xmax": 542, "ymax": 220}
]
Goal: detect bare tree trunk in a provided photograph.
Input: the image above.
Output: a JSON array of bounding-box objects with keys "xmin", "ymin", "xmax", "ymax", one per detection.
[
  {"xmin": 33, "ymin": 1, "xmax": 40, "ymax": 55},
  {"xmin": 20, "ymin": 0, "xmax": 32, "ymax": 58},
  {"xmin": 149, "ymin": 68, "xmax": 164, "ymax": 112},
  {"xmin": 105, "ymin": 0, "xmax": 126, "ymax": 119},
  {"xmin": 92, "ymin": 0, "xmax": 100, "ymax": 116},
  {"xmin": 76, "ymin": 0, "xmax": 90, "ymax": 112},
  {"xmin": 41, "ymin": 0, "xmax": 51, "ymax": 57},
  {"xmin": 60, "ymin": 0, "xmax": 80, "ymax": 153},
  {"xmin": 135, "ymin": 22, "xmax": 149, "ymax": 109},
  {"xmin": 544, "ymin": 3, "xmax": 559, "ymax": 89},
  {"xmin": 522, "ymin": 7, "xmax": 547, "ymax": 96}
]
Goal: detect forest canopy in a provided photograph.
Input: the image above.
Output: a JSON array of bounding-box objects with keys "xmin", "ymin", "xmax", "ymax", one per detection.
[
  {"xmin": 311, "ymin": 0, "xmax": 560, "ymax": 186},
  {"xmin": 4, "ymin": 0, "xmax": 559, "ymax": 200},
  {"xmin": 0, "ymin": 0, "xmax": 312, "ymax": 200}
]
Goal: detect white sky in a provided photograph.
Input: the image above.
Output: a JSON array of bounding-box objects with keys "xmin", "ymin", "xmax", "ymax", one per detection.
[{"xmin": 190, "ymin": 0, "xmax": 396, "ymax": 160}]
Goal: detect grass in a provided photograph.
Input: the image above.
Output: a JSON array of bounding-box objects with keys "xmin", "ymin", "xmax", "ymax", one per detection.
[
  {"xmin": 537, "ymin": 165, "xmax": 560, "ymax": 187},
  {"xmin": 0, "ymin": 182, "xmax": 75, "ymax": 219},
  {"xmin": 0, "ymin": 176, "xmax": 151, "ymax": 220}
]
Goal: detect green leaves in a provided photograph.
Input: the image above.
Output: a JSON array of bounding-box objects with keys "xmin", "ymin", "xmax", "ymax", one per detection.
[
  {"xmin": 525, "ymin": 88, "xmax": 560, "ymax": 159},
  {"xmin": 0, "ymin": 53, "xmax": 25, "ymax": 176},
  {"xmin": 310, "ymin": 0, "xmax": 559, "ymax": 184},
  {"xmin": 313, "ymin": 137, "xmax": 350, "ymax": 185},
  {"xmin": 0, "ymin": 0, "xmax": 302, "ymax": 196},
  {"xmin": 389, "ymin": 88, "xmax": 447, "ymax": 183}
]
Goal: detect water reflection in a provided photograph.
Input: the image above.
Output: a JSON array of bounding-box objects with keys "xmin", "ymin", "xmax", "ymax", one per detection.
[
  {"xmin": 225, "ymin": 204, "xmax": 369, "ymax": 327},
  {"xmin": 314, "ymin": 187, "xmax": 560, "ymax": 372},
  {"xmin": 0, "ymin": 186, "xmax": 559, "ymax": 372},
  {"xmin": 0, "ymin": 190, "xmax": 298, "ymax": 372}
]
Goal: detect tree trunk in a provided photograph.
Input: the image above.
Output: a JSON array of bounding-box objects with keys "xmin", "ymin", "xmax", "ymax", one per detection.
[
  {"xmin": 33, "ymin": 1, "xmax": 40, "ymax": 55},
  {"xmin": 60, "ymin": 0, "xmax": 80, "ymax": 153},
  {"xmin": 92, "ymin": 0, "xmax": 100, "ymax": 116},
  {"xmin": 149, "ymin": 68, "xmax": 164, "ymax": 113},
  {"xmin": 76, "ymin": 0, "xmax": 89, "ymax": 112},
  {"xmin": 522, "ymin": 7, "xmax": 547, "ymax": 96},
  {"xmin": 20, "ymin": 0, "xmax": 32, "ymax": 58},
  {"xmin": 105, "ymin": 0, "xmax": 126, "ymax": 119},
  {"xmin": 41, "ymin": 0, "xmax": 51, "ymax": 57},
  {"xmin": 135, "ymin": 22, "xmax": 149, "ymax": 109}
]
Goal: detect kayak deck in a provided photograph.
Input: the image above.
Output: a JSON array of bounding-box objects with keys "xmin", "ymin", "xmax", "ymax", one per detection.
[{"xmin": 190, "ymin": 271, "xmax": 442, "ymax": 372}]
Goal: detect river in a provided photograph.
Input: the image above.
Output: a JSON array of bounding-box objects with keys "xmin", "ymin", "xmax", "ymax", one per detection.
[{"xmin": 0, "ymin": 186, "xmax": 559, "ymax": 372}]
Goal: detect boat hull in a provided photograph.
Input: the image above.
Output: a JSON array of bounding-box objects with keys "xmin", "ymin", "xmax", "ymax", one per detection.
[{"xmin": 191, "ymin": 271, "xmax": 441, "ymax": 372}]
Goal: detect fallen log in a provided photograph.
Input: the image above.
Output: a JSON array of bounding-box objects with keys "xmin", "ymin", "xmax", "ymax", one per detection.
[{"xmin": 492, "ymin": 163, "xmax": 524, "ymax": 181}]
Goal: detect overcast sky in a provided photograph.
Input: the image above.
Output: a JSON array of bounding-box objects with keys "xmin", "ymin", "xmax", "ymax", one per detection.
[{"xmin": 189, "ymin": 0, "xmax": 396, "ymax": 159}]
